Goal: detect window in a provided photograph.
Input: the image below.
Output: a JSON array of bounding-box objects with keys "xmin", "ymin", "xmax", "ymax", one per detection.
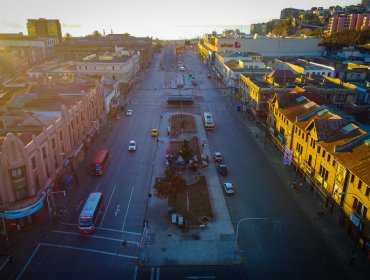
[
  {"xmin": 35, "ymin": 174, "xmax": 40, "ymax": 191},
  {"xmin": 319, "ymin": 165, "xmax": 329, "ymax": 181},
  {"xmin": 332, "ymin": 160, "xmax": 336, "ymax": 168},
  {"xmin": 42, "ymin": 147, "xmax": 47, "ymax": 159},
  {"xmin": 351, "ymin": 174, "xmax": 355, "ymax": 183},
  {"xmin": 366, "ymin": 187, "xmax": 370, "ymax": 197},
  {"xmin": 52, "ymin": 138, "xmax": 56, "ymax": 149},
  {"xmin": 59, "ymin": 131, "xmax": 63, "ymax": 141},
  {"xmin": 11, "ymin": 168, "xmax": 23, "ymax": 179},
  {"xmin": 364, "ymin": 207, "xmax": 368, "ymax": 219},
  {"xmin": 358, "ymin": 180, "xmax": 362, "ymax": 190},
  {"xmin": 15, "ymin": 187, "xmax": 27, "ymax": 200},
  {"xmin": 31, "ymin": 156, "xmax": 36, "ymax": 169},
  {"xmin": 308, "ymin": 154, "xmax": 312, "ymax": 166},
  {"xmin": 327, "ymin": 154, "xmax": 331, "ymax": 162},
  {"xmin": 322, "ymin": 150, "xmax": 326, "ymax": 158},
  {"xmin": 317, "ymin": 146, "xmax": 321, "ymax": 153},
  {"xmin": 296, "ymin": 142, "xmax": 303, "ymax": 155}
]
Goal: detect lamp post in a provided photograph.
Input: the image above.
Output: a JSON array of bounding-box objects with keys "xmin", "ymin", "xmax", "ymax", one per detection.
[{"xmin": 339, "ymin": 191, "xmax": 365, "ymax": 262}]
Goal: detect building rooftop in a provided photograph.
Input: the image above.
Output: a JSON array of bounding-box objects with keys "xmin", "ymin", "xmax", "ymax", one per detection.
[{"xmin": 79, "ymin": 54, "xmax": 131, "ymax": 63}]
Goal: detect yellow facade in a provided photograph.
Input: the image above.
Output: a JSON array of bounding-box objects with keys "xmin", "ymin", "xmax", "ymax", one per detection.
[{"xmin": 269, "ymin": 93, "xmax": 370, "ymax": 237}]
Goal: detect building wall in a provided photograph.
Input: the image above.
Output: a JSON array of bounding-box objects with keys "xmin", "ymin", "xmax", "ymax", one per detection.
[
  {"xmin": 0, "ymin": 85, "xmax": 105, "ymax": 211},
  {"xmin": 214, "ymin": 37, "xmax": 323, "ymax": 57}
]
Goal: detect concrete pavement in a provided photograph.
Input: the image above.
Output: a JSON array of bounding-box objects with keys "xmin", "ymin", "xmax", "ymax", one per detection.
[{"xmin": 142, "ymin": 112, "xmax": 241, "ymax": 266}]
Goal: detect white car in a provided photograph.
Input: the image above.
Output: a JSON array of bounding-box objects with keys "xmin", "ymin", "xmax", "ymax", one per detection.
[
  {"xmin": 213, "ymin": 152, "xmax": 223, "ymax": 162},
  {"xmin": 223, "ymin": 183, "xmax": 235, "ymax": 195},
  {"xmin": 128, "ymin": 140, "xmax": 136, "ymax": 151},
  {"xmin": 126, "ymin": 109, "xmax": 133, "ymax": 116},
  {"xmin": 178, "ymin": 66, "xmax": 185, "ymax": 71}
]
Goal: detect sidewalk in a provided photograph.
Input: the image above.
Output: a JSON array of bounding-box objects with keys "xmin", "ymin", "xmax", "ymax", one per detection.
[
  {"xmin": 235, "ymin": 111, "xmax": 370, "ymax": 279},
  {"xmin": 142, "ymin": 112, "xmax": 241, "ymax": 266}
]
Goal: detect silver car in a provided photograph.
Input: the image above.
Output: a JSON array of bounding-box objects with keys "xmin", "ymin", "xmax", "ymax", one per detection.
[{"xmin": 223, "ymin": 183, "xmax": 235, "ymax": 195}]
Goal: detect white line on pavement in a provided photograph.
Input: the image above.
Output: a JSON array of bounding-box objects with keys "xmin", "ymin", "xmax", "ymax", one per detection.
[
  {"xmin": 133, "ymin": 265, "xmax": 138, "ymax": 280},
  {"xmin": 100, "ymin": 183, "xmax": 117, "ymax": 227},
  {"xmin": 97, "ymin": 226, "xmax": 141, "ymax": 236},
  {"xmin": 156, "ymin": 267, "xmax": 160, "ymax": 280},
  {"xmin": 38, "ymin": 242, "xmax": 138, "ymax": 259},
  {"xmin": 60, "ymin": 222, "xmax": 77, "ymax": 227},
  {"xmin": 16, "ymin": 243, "xmax": 41, "ymax": 280},
  {"xmin": 94, "ymin": 182, "xmax": 101, "ymax": 192},
  {"xmin": 122, "ymin": 186, "xmax": 135, "ymax": 231},
  {"xmin": 150, "ymin": 267, "xmax": 155, "ymax": 280},
  {"xmin": 52, "ymin": 230, "xmax": 139, "ymax": 245},
  {"xmin": 115, "ymin": 204, "xmax": 121, "ymax": 217}
]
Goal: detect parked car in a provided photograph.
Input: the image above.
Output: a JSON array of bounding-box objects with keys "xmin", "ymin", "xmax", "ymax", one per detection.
[
  {"xmin": 218, "ymin": 164, "xmax": 227, "ymax": 175},
  {"xmin": 128, "ymin": 140, "xmax": 136, "ymax": 151},
  {"xmin": 223, "ymin": 183, "xmax": 235, "ymax": 195},
  {"xmin": 126, "ymin": 109, "xmax": 133, "ymax": 116},
  {"xmin": 178, "ymin": 66, "xmax": 185, "ymax": 71},
  {"xmin": 151, "ymin": 129, "xmax": 158, "ymax": 137},
  {"xmin": 213, "ymin": 152, "xmax": 223, "ymax": 162},
  {"xmin": 207, "ymin": 74, "xmax": 211, "ymax": 78},
  {"xmin": 191, "ymin": 79, "xmax": 197, "ymax": 86}
]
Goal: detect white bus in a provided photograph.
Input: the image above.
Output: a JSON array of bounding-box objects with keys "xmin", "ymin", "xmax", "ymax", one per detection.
[
  {"xmin": 78, "ymin": 192, "xmax": 104, "ymax": 234},
  {"xmin": 204, "ymin": 112, "xmax": 215, "ymax": 129}
]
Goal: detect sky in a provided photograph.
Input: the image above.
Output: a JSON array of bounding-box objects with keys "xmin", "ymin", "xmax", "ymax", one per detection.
[{"xmin": 0, "ymin": 0, "xmax": 360, "ymax": 39}]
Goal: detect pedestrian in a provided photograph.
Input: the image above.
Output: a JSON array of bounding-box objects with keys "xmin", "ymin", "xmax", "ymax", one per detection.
[
  {"xmin": 8, "ymin": 255, "xmax": 13, "ymax": 265},
  {"xmin": 160, "ymin": 114, "xmax": 163, "ymax": 119},
  {"xmin": 292, "ymin": 180, "xmax": 297, "ymax": 190},
  {"xmin": 349, "ymin": 251, "xmax": 356, "ymax": 265}
]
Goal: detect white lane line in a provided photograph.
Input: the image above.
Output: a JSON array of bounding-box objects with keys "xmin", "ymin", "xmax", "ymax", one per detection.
[
  {"xmin": 94, "ymin": 182, "xmax": 101, "ymax": 192},
  {"xmin": 97, "ymin": 227, "xmax": 141, "ymax": 236},
  {"xmin": 52, "ymin": 230, "xmax": 139, "ymax": 245},
  {"xmin": 60, "ymin": 222, "xmax": 77, "ymax": 227},
  {"xmin": 75, "ymin": 200, "xmax": 83, "ymax": 212},
  {"xmin": 156, "ymin": 267, "xmax": 160, "ymax": 280},
  {"xmin": 16, "ymin": 243, "xmax": 41, "ymax": 280},
  {"xmin": 0, "ymin": 258, "xmax": 8, "ymax": 271},
  {"xmin": 39, "ymin": 242, "xmax": 138, "ymax": 260},
  {"xmin": 100, "ymin": 184, "xmax": 117, "ymax": 227},
  {"xmin": 122, "ymin": 186, "xmax": 135, "ymax": 231},
  {"xmin": 150, "ymin": 267, "xmax": 155, "ymax": 280},
  {"xmin": 133, "ymin": 265, "xmax": 138, "ymax": 280},
  {"xmin": 115, "ymin": 204, "xmax": 121, "ymax": 217}
]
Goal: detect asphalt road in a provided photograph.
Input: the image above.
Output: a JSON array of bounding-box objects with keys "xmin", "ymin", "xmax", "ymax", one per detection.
[{"xmin": 0, "ymin": 46, "xmax": 350, "ymax": 280}]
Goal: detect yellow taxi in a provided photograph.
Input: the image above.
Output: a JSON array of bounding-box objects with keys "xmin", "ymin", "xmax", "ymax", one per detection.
[{"xmin": 151, "ymin": 129, "xmax": 158, "ymax": 137}]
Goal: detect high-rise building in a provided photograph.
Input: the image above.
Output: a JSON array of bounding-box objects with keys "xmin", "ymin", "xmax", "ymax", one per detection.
[{"xmin": 27, "ymin": 18, "xmax": 62, "ymax": 42}]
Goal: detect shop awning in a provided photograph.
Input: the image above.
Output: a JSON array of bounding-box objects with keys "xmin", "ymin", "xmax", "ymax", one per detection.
[{"xmin": 0, "ymin": 192, "xmax": 46, "ymax": 220}]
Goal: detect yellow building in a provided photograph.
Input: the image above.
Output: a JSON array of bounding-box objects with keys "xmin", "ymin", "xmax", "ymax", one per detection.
[{"xmin": 268, "ymin": 92, "xmax": 370, "ymax": 248}]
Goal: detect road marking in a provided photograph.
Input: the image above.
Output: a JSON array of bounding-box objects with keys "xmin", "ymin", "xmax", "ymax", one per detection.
[
  {"xmin": 150, "ymin": 267, "xmax": 155, "ymax": 280},
  {"xmin": 52, "ymin": 230, "xmax": 139, "ymax": 245},
  {"xmin": 185, "ymin": 277, "xmax": 216, "ymax": 279},
  {"xmin": 16, "ymin": 243, "xmax": 41, "ymax": 280},
  {"xmin": 75, "ymin": 200, "xmax": 83, "ymax": 212},
  {"xmin": 115, "ymin": 204, "xmax": 121, "ymax": 217},
  {"xmin": 100, "ymin": 184, "xmax": 117, "ymax": 227},
  {"xmin": 0, "ymin": 258, "xmax": 8, "ymax": 271},
  {"xmin": 97, "ymin": 227, "xmax": 141, "ymax": 236},
  {"xmin": 132, "ymin": 265, "xmax": 138, "ymax": 280},
  {"xmin": 156, "ymin": 267, "xmax": 160, "ymax": 280},
  {"xmin": 60, "ymin": 222, "xmax": 77, "ymax": 227},
  {"xmin": 94, "ymin": 182, "xmax": 101, "ymax": 192},
  {"xmin": 39, "ymin": 242, "xmax": 138, "ymax": 259},
  {"xmin": 122, "ymin": 186, "xmax": 135, "ymax": 231}
]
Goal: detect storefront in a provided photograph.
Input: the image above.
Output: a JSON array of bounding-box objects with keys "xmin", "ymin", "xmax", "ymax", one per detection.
[{"xmin": 0, "ymin": 192, "xmax": 46, "ymax": 231}]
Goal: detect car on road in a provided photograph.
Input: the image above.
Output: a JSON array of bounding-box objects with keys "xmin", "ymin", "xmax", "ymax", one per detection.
[
  {"xmin": 126, "ymin": 109, "xmax": 133, "ymax": 116},
  {"xmin": 213, "ymin": 152, "xmax": 223, "ymax": 162},
  {"xmin": 223, "ymin": 183, "xmax": 235, "ymax": 195},
  {"xmin": 151, "ymin": 129, "xmax": 158, "ymax": 137},
  {"xmin": 191, "ymin": 79, "xmax": 197, "ymax": 86},
  {"xmin": 218, "ymin": 164, "xmax": 227, "ymax": 175},
  {"xmin": 207, "ymin": 74, "xmax": 211, "ymax": 78},
  {"xmin": 178, "ymin": 66, "xmax": 185, "ymax": 71},
  {"xmin": 128, "ymin": 140, "xmax": 136, "ymax": 151}
]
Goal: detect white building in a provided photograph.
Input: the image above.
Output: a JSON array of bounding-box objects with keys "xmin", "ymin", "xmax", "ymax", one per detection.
[{"xmin": 76, "ymin": 50, "xmax": 140, "ymax": 86}]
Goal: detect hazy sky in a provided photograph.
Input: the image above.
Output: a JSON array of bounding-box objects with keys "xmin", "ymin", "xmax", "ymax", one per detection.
[{"xmin": 0, "ymin": 0, "xmax": 360, "ymax": 39}]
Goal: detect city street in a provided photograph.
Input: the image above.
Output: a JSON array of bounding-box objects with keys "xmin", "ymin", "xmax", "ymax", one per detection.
[{"xmin": 0, "ymin": 46, "xmax": 350, "ymax": 280}]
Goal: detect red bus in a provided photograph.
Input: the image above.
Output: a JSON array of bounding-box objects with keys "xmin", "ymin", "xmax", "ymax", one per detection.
[
  {"xmin": 91, "ymin": 149, "xmax": 109, "ymax": 175},
  {"xmin": 78, "ymin": 192, "xmax": 104, "ymax": 234}
]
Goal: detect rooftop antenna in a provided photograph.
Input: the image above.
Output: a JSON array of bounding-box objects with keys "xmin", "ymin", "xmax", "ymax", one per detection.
[{"xmin": 110, "ymin": 25, "xmax": 113, "ymax": 34}]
